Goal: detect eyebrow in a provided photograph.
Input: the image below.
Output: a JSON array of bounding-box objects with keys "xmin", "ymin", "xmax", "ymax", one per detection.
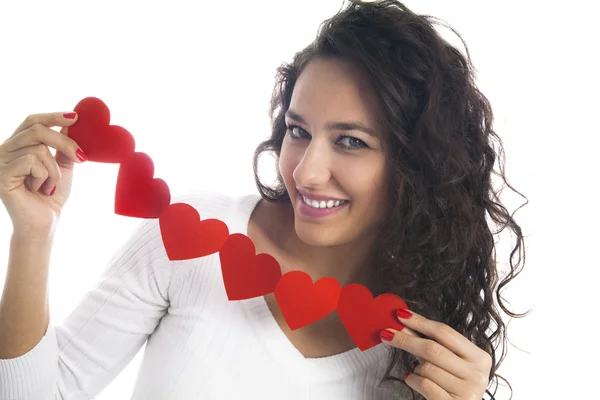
[{"xmin": 284, "ymin": 110, "xmax": 377, "ymax": 137}]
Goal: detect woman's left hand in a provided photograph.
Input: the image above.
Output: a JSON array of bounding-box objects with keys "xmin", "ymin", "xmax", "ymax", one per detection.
[{"xmin": 380, "ymin": 308, "xmax": 492, "ymax": 400}]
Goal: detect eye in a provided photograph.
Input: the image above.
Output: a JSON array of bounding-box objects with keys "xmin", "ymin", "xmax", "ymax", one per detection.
[
  {"xmin": 287, "ymin": 125, "xmax": 310, "ymax": 139},
  {"xmin": 285, "ymin": 124, "xmax": 369, "ymax": 151},
  {"xmin": 337, "ymin": 135, "xmax": 369, "ymax": 150}
]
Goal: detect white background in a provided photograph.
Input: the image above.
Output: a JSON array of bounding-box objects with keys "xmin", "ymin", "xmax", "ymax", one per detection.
[{"xmin": 0, "ymin": 1, "xmax": 597, "ymax": 399}]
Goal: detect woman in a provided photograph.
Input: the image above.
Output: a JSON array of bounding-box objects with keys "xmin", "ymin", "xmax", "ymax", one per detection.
[{"xmin": 0, "ymin": 1, "xmax": 526, "ymax": 399}]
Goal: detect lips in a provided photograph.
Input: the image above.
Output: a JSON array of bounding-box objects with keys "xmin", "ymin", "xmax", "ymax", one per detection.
[
  {"xmin": 301, "ymin": 195, "xmax": 348, "ymax": 209},
  {"xmin": 303, "ymin": 194, "xmax": 347, "ymax": 202},
  {"xmin": 295, "ymin": 187, "xmax": 348, "ymax": 202},
  {"xmin": 296, "ymin": 196, "xmax": 349, "ymax": 218}
]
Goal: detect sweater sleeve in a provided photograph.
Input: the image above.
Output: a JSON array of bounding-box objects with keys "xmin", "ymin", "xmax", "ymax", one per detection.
[{"xmin": 0, "ymin": 215, "xmax": 175, "ymax": 400}]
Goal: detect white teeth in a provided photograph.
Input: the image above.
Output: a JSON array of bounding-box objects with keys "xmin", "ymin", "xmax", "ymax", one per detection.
[{"xmin": 302, "ymin": 195, "xmax": 347, "ymax": 209}]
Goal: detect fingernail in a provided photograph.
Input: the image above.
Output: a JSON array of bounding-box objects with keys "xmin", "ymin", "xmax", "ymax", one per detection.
[
  {"xmin": 63, "ymin": 112, "xmax": 77, "ymax": 119},
  {"xmin": 397, "ymin": 309, "xmax": 413, "ymax": 319},
  {"xmin": 404, "ymin": 372, "xmax": 410, "ymax": 380},
  {"xmin": 380, "ymin": 329, "xmax": 395, "ymax": 342},
  {"xmin": 50, "ymin": 186, "xmax": 56, "ymax": 196},
  {"xmin": 76, "ymin": 148, "xmax": 88, "ymax": 162}
]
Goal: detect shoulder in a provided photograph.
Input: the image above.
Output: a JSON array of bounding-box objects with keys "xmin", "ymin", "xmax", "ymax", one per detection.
[
  {"xmin": 170, "ymin": 190, "xmax": 235, "ymax": 218},
  {"xmin": 170, "ymin": 190, "xmax": 261, "ymax": 233}
]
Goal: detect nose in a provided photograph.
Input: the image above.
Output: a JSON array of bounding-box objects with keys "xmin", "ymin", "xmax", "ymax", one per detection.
[{"xmin": 292, "ymin": 139, "xmax": 332, "ymax": 189}]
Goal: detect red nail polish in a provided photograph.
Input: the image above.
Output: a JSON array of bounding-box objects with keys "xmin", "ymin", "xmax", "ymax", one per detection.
[
  {"xmin": 380, "ymin": 329, "xmax": 395, "ymax": 341},
  {"xmin": 50, "ymin": 186, "xmax": 56, "ymax": 196},
  {"xmin": 76, "ymin": 149, "xmax": 88, "ymax": 162},
  {"xmin": 63, "ymin": 112, "xmax": 77, "ymax": 119},
  {"xmin": 404, "ymin": 372, "xmax": 410, "ymax": 379},
  {"xmin": 397, "ymin": 309, "xmax": 413, "ymax": 319}
]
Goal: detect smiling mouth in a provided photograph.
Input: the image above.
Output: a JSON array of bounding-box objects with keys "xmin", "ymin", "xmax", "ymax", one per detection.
[{"xmin": 301, "ymin": 195, "xmax": 349, "ymax": 209}]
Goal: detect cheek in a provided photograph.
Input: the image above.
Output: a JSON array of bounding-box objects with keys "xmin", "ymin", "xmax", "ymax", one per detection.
[
  {"xmin": 278, "ymin": 138, "xmax": 302, "ymax": 178},
  {"xmin": 345, "ymin": 165, "xmax": 388, "ymax": 218},
  {"xmin": 278, "ymin": 139, "xmax": 290, "ymax": 174},
  {"xmin": 338, "ymin": 160, "xmax": 386, "ymax": 195}
]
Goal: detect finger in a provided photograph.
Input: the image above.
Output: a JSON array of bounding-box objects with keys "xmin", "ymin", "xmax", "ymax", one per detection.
[
  {"xmin": 1, "ymin": 144, "xmax": 61, "ymax": 196},
  {"xmin": 412, "ymin": 361, "xmax": 462, "ymax": 397},
  {"xmin": 55, "ymin": 126, "xmax": 80, "ymax": 170},
  {"xmin": 3, "ymin": 123, "xmax": 85, "ymax": 165},
  {"xmin": 396, "ymin": 308, "xmax": 482, "ymax": 362},
  {"xmin": 0, "ymin": 153, "xmax": 49, "ymax": 193},
  {"xmin": 402, "ymin": 326, "xmax": 418, "ymax": 337},
  {"xmin": 380, "ymin": 328, "xmax": 470, "ymax": 380},
  {"xmin": 404, "ymin": 372, "xmax": 449, "ymax": 400},
  {"xmin": 402, "ymin": 326, "xmax": 424, "ymax": 363},
  {"xmin": 9, "ymin": 111, "xmax": 78, "ymax": 138}
]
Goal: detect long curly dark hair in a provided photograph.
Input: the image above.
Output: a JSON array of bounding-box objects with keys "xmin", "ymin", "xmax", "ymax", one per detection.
[{"xmin": 252, "ymin": 1, "xmax": 528, "ymax": 398}]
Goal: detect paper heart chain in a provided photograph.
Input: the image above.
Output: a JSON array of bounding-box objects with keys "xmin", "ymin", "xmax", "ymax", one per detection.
[{"xmin": 69, "ymin": 97, "xmax": 407, "ymax": 351}]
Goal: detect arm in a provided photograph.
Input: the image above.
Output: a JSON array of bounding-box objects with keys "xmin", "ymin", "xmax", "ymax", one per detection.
[
  {"xmin": 0, "ymin": 233, "xmax": 53, "ymax": 359},
  {"xmin": 0, "ymin": 218, "xmax": 174, "ymax": 400}
]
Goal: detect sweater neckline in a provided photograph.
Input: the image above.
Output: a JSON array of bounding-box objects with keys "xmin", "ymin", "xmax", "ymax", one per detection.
[{"xmin": 233, "ymin": 193, "xmax": 389, "ymax": 382}]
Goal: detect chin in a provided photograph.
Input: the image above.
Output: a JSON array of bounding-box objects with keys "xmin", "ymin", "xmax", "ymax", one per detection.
[
  {"xmin": 292, "ymin": 218, "xmax": 347, "ymax": 247},
  {"xmin": 295, "ymin": 228, "xmax": 334, "ymax": 247}
]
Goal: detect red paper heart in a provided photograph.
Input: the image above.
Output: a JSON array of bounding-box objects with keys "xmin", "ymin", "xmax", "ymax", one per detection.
[
  {"xmin": 70, "ymin": 95, "xmax": 410, "ymax": 351},
  {"xmin": 219, "ymin": 233, "xmax": 282, "ymax": 301},
  {"xmin": 159, "ymin": 203, "xmax": 229, "ymax": 261},
  {"xmin": 337, "ymin": 284, "xmax": 407, "ymax": 351},
  {"xmin": 115, "ymin": 152, "xmax": 171, "ymax": 218},
  {"xmin": 68, "ymin": 97, "xmax": 135, "ymax": 163},
  {"xmin": 274, "ymin": 270, "xmax": 341, "ymax": 331}
]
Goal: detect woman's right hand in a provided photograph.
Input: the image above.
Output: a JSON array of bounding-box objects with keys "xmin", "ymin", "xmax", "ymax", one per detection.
[{"xmin": 0, "ymin": 112, "xmax": 88, "ymax": 238}]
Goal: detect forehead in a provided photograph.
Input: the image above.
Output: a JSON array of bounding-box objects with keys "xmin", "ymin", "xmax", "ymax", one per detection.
[{"xmin": 289, "ymin": 58, "xmax": 384, "ymax": 134}]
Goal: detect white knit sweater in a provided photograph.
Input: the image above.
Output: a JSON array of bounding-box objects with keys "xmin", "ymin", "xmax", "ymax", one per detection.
[{"xmin": 0, "ymin": 191, "xmax": 409, "ymax": 399}]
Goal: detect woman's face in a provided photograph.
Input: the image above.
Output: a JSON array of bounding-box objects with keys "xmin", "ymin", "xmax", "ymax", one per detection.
[{"xmin": 279, "ymin": 57, "xmax": 389, "ymax": 247}]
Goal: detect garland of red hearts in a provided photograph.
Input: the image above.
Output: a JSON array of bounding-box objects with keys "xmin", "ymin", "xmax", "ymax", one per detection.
[{"xmin": 68, "ymin": 97, "xmax": 407, "ymax": 351}]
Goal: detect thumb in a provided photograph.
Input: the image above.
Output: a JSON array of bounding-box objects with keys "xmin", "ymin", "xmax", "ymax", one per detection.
[
  {"xmin": 55, "ymin": 126, "xmax": 76, "ymax": 170},
  {"xmin": 50, "ymin": 126, "xmax": 77, "ymax": 207}
]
